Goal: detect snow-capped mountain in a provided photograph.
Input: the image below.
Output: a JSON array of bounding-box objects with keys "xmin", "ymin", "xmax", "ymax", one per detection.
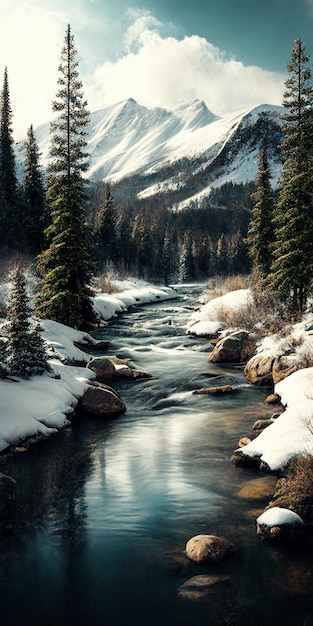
[{"xmin": 23, "ymin": 97, "xmax": 284, "ymax": 210}]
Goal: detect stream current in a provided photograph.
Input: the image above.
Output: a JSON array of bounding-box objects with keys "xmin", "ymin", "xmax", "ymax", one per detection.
[{"xmin": 1, "ymin": 284, "xmax": 313, "ymax": 625}]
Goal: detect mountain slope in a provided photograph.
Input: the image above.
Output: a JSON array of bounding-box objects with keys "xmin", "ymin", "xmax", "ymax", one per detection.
[{"xmin": 20, "ymin": 98, "xmax": 284, "ymax": 210}]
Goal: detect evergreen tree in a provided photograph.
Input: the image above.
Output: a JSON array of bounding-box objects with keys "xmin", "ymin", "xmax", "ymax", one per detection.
[
  {"xmin": 179, "ymin": 232, "xmax": 195, "ymax": 282},
  {"xmin": 247, "ymin": 149, "xmax": 275, "ymax": 278},
  {"xmin": 35, "ymin": 25, "xmax": 95, "ymax": 329},
  {"xmin": 267, "ymin": 40, "xmax": 313, "ymax": 314},
  {"xmin": 0, "ymin": 67, "xmax": 20, "ymax": 249},
  {"xmin": 23, "ymin": 124, "xmax": 47, "ymax": 254},
  {"xmin": 94, "ymin": 183, "xmax": 118, "ymax": 270},
  {"xmin": 5, "ymin": 265, "xmax": 48, "ymax": 378}
]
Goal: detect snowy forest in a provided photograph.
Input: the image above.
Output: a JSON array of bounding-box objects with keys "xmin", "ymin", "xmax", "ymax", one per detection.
[{"xmin": 0, "ymin": 28, "xmax": 312, "ymax": 336}]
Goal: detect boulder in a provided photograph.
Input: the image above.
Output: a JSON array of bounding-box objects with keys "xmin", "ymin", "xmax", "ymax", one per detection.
[
  {"xmin": 244, "ymin": 354, "xmax": 275, "ymax": 385},
  {"xmin": 193, "ymin": 385, "xmax": 235, "ymax": 395},
  {"xmin": 185, "ymin": 534, "xmax": 236, "ymax": 564},
  {"xmin": 272, "ymin": 355, "xmax": 305, "ymax": 384},
  {"xmin": 79, "ymin": 383, "xmax": 126, "ymax": 417},
  {"xmin": 86, "ymin": 356, "xmax": 116, "ymax": 380},
  {"xmin": 209, "ymin": 330, "xmax": 256, "ymax": 364}
]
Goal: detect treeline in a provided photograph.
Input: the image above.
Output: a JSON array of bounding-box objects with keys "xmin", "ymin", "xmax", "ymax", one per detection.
[{"xmin": 87, "ymin": 180, "xmax": 253, "ymax": 282}]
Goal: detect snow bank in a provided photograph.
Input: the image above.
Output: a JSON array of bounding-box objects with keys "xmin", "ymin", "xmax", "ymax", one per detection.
[
  {"xmin": 94, "ymin": 283, "xmax": 178, "ymax": 321},
  {"xmin": 239, "ymin": 367, "xmax": 313, "ymax": 470},
  {"xmin": 0, "ymin": 362, "xmax": 95, "ymax": 452},
  {"xmin": 188, "ymin": 289, "xmax": 253, "ymax": 324}
]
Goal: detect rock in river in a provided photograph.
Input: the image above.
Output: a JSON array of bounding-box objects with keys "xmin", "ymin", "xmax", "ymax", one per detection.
[
  {"xmin": 79, "ymin": 382, "xmax": 126, "ymax": 417},
  {"xmin": 185, "ymin": 534, "xmax": 236, "ymax": 563}
]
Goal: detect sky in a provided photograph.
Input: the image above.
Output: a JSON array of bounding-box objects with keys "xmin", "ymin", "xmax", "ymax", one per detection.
[{"xmin": 1, "ymin": 0, "xmax": 313, "ymax": 139}]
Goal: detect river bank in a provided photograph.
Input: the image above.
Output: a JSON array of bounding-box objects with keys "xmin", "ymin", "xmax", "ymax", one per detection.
[{"xmin": 1, "ymin": 282, "xmax": 313, "ymax": 625}]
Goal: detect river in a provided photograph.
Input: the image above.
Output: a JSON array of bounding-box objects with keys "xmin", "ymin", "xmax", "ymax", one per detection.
[{"xmin": 0, "ymin": 284, "xmax": 313, "ymax": 625}]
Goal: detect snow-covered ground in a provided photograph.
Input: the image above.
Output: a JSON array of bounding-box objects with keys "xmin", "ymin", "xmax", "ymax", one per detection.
[{"xmin": 0, "ymin": 281, "xmax": 178, "ymax": 453}]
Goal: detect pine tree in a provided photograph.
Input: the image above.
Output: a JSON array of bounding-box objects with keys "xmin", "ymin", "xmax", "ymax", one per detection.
[
  {"xmin": 247, "ymin": 149, "xmax": 275, "ymax": 279},
  {"xmin": 94, "ymin": 183, "xmax": 118, "ymax": 270},
  {"xmin": 23, "ymin": 124, "xmax": 47, "ymax": 254},
  {"xmin": 35, "ymin": 25, "xmax": 95, "ymax": 329},
  {"xmin": 0, "ymin": 67, "xmax": 20, "ymax": 249},
  {"xmin": 267, "ymin": 40, "xmax": 313, "ymax": 314},
  {"xmin": 5, "ymin": 265, "xmax": 48, "ymax": 378}
]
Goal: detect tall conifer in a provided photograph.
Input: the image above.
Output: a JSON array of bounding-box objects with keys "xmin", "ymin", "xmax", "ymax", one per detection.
[
  {"xmin": 23, "ymin": 124, "xmax": 47, "ymax": 254},
  {"xmin": 0, "ymin": 67, "xmax": 20, "ymax": 249},
  {"xmin": 35, "ymin": 25, "xmax": 95, "ymax": 329},
  {"xmin": 247, "ymin": 149, "xmax": 274, "ymax": 279},
  {"xmin": 267, "ymin": 40, "xmax": 313, "ymax": 314}
]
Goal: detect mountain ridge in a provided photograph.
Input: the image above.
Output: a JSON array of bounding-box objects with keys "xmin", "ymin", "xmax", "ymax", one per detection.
[{"xmin": 17, "ymin": 98, "xmax": 284, "ymax": 211}]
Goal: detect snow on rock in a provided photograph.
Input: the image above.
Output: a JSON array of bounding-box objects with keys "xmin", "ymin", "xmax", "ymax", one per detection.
[
  {"xmin": 239, "ymin": 367, "xmax": 313, "ymax": 470},
  {"xmin": 256, "ymin": 507, "xmax": 304, "ymax": 527},
  {"xmin": 186, "ymin": 320, "xmax": 225, "ymax": 337}
]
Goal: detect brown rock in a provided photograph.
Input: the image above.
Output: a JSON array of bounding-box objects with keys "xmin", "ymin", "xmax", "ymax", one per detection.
[
  {"xmin": 244, "ymin": 354, "xmax": 275, "ymax": 385},
  {"xmin": 209, "ymin": 330, "xmax": 256, "ymax": 364},
  {"xmin": 238, "ymin": 436, "xmax": 252, "ymax": 448},
  {"xmin": 185, "ymin": 534, "xmax": 236, "ymax": 564},
  {"xmin": 264, "ymin": 393, "xmax": 282, "ymax": 405},
  {"xmin": 231, "ymin": 450, "xmax": 261, "ymax": 468},
  {"xmin": 193, "ymin": 385, "xmax": 235, "ymax": 395},
  {"xmin": 236, "ymin": 476, "xmax": 277, "ymax": 500},
  {"xmin": 272, "ymin": 355, "xmax": 305, "ymax": 384},
  {"xmin": 79, "ymin": 384, "xmax": 126, "ymax": 417},
  {"xmin": 116, "ymin": 367, "xmax": 152, "ymax": 380},
  {"xmin": 253, "ymin": 418, "xmax": 274, "ymax": 431},
  {"xmin": 86, "ymin": 356, "xmax": 116, "ymax": 380}
]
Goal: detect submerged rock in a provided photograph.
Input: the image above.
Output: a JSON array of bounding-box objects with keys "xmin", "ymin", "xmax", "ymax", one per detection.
[
  {"xmin": 178, "ymin": 574, "xmax": 230, "ymax": 601},
  {"xmin": 185, "ymin": 534, "xmax": 236, "ymax": 564},
  {"xmin": 193, "ymin": 385, "xmax": 235, "ymax": 395}
]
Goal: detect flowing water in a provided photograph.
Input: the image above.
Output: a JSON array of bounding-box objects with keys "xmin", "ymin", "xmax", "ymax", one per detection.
[{"xmin": 1, "ymin": 285, "xmax": 313, "ymax": 625}]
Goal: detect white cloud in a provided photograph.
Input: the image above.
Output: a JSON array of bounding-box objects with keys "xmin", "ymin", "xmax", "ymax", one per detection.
[
  {"xmin": 0, "ymin": 5, "xmax": 285, "ymax": 140},
  {"xmin": 85, "ymin": 16, "xmax": 285, "ymax": 116},
  {"xmin": 0, "ymin": 0, "xmax": 67, "ymax": 139}
]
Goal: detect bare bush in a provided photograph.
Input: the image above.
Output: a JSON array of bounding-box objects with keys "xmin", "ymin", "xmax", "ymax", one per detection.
[{"xmin": 93, "ymin": 270, "xmax": 122, "ymax": 294}]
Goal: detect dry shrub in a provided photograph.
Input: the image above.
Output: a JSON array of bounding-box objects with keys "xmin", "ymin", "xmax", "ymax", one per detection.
[
  {"xmin": 211, "ymin": 274, "xmax": 250, "ymax": 293},
  {"xmin": 267, "ymin": 454, "xmax": 313, "ymax": 524},
  {"xmin": 93, "ymin": 271, "xmax": 122, "ymax": 294}
]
